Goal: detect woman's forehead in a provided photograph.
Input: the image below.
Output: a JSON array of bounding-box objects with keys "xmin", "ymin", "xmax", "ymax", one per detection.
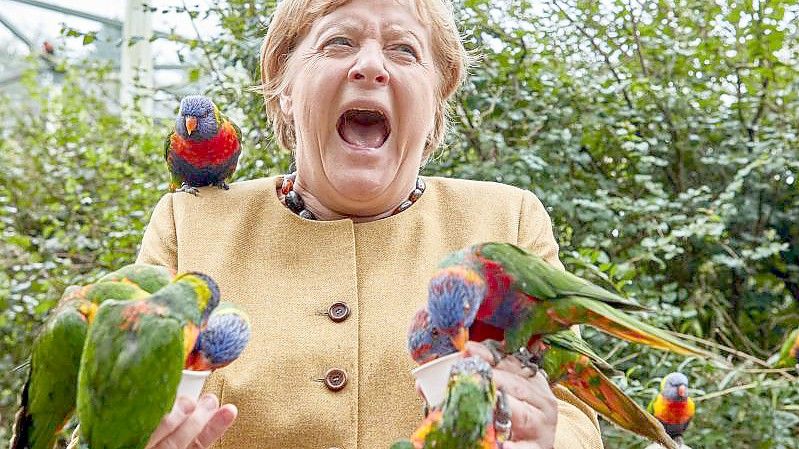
[{"xmin": 310, "ymin": 0, "xmax": 430, "ymax": 38}]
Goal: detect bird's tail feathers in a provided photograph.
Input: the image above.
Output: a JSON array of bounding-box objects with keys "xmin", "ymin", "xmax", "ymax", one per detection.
[
  {"xmin": 580, "ymin": 298, "xmax": 718, "ymax": 360},
  {"xmin": 560, "ymin": 359, "xmax": 678, "ymax": 449}
]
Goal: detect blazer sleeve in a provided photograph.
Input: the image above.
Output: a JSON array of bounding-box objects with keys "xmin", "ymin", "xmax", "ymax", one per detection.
[
  {"xmin": 517, "ymin": 190, "xmax": 605, "ymax": 449},
  {"xmin": 136, "ymin": 193, "xmax": 178, "ymax": 272}
]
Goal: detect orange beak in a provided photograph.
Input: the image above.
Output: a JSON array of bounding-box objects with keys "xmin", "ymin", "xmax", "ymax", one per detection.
[
  {"xmin": 677, "ymin": 385, "xmax": 687, "ymax": 398},
  {"xmin": 453, "ymin": 327, "xmax": 469, "ymax": 352},
  {"xmin": 185, "ymin": 116, "xmax": 198, "ymax": 135}
]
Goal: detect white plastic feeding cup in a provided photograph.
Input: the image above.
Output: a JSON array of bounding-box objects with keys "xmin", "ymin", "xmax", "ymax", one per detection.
[
  {"xmin": 411, "ymin": 352, "xmax": 464, "ymax": 407},
  {"xmin": 176, "ymin": 369, "xmax": 211, "ymax": 401}
]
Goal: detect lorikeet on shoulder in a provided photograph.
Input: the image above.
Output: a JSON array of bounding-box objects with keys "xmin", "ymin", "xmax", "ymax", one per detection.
[
  {"xmin": 165, "ymin": 95, "xmax": 242, "ymax": 195},
  {"xmin": 648, "ymin": 372, "xmax": 695, "ymax": 445}
]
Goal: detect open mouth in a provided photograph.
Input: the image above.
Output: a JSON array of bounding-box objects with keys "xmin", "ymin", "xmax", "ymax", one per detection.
[{"xmin": 337, "ymin": 109, "xmax": 390, "ymax": 149}]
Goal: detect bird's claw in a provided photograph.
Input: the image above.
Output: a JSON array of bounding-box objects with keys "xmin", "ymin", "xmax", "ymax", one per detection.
[
  {"xmin": 214, "ymin": 181, "xmax": 230, "ymax": 190},
  {"xmin": 494, "ymin": 387, "xmax": 512, "ymax": 442},
  {"xmin": 176, "ymin": 183, "xmax": 199, "ymax": 196},
  {"xmin": 482, "ymin": 339, "xmax": 505, "ymax": 366},
  {"xmin": 513, "ymin": 347, "xmax": 540, "ymax": 378}
]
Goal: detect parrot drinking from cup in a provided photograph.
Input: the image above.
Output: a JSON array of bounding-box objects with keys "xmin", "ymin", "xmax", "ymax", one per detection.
[
  {"xmin": 390, "ymin": 356, "xmax": 507, "ymax": 449},
  {"xmin": 10, "ymin": 280, "xmax": 149, "ymax": 449},
  {"xmin": 408, "ymin": 312, "xmax": 677, "ymax": 449},
  {"xmin": 165, "ymin": 95, "xmax": 242, "ymax": 195},
  {"xmin": 648, "ymin": 372, "xmax": 694, "ymax": 446},
  {"xmin": 427, "ymin": 242, "xmax": 715, "ymax": 361},
  {"xmin": 76, "ymin": 272, "xmax": 220, "ymax": 449},
  {"xmin": 185, "ymin": 302, "xmax": 251, "ymax": 371}
]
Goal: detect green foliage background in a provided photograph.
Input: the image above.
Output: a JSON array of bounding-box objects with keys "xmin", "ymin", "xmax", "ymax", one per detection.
[{"xmin": 1, "ymin": 0, "xmax": 798, "ymax": 447}]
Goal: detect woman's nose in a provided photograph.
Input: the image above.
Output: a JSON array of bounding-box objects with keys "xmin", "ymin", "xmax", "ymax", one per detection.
[{"xmin": 348, "ymin": 44, "xmax": 389, "ymax": 86}]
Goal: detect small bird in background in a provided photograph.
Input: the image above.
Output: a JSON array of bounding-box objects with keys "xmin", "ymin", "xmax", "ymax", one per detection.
[
  {"xmin": 185, "ymin": 302, "xmax": 251, "ymax": 371},
  {"xmin": 76, "ymin": 272, "xmax": 220, "ymax": 449},
  {"xmin": 42, "ymin": 41, "xmax": 55, "ymax": 55},
  {"xmin": 390, "ymin": 356, "xmax": 508, "ymax": 449},
  {"xmin": 771, "ymin": 326, "xmax": 799, "ymax": 370},
  {"xmin": 648, "ymin": 372, "xmax": 695, "ymax": 447},
  {"xmin": 165, "ymin": 95, "xmax": 242, "ymax": 195}
]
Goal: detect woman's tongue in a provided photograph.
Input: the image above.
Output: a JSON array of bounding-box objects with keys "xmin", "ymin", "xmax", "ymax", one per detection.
[{"xmin": 340, "ymin": 117, "xmax": 386, "ymax": 148}]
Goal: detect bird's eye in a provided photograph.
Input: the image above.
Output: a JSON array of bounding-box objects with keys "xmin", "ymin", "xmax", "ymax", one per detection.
[{"xmin": 431, "ymin": 328, "xmax": 440, "ymax": 337}]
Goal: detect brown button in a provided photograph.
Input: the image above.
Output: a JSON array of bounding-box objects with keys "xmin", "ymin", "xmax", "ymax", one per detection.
[
  {"xmin": 328, "ymin": 302, "xmax": 350, "ymax": 323},
  {"xmin": 324, "ymin": 368, "xmax": 347, "ymax": 391}
]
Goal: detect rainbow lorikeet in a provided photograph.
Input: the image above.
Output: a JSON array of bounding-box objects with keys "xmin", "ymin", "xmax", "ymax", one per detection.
[
  {"xmin": 10, "ymin": 281, "xmax": 149, "ymax": 449},
  {"xmin": 390, "ymin": 356, "xmax": 508, "ymax": 449},
  {"xmin": 648, "ymin": 372, "xmax": 695, "ymax": 445},
  {"xmin": 96, "ymin": 263, "xmax": 174, "ymax": 294},
  {"xmin": 408, "ymin": 312, "xmax": 677, "ymax": 449},
  {"xmin": 427, "ymin": 242, "xmax": 714, "ymax": 360},
  {"xmin": 165, "ymin": 95, "xmax": 242, "ymax": 195},
  {"xmin": 185, "ymin": 301, "xmax": 251, "ymax": 371},
  {"xmin": 771, "ymin": 327, "xmax": 799, "ymax": 370},
  {"xmin": 76, "ymin": 272, "xmax": 220, "ymax": 449}
]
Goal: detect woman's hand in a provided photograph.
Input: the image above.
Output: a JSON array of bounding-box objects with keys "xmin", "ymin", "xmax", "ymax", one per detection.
[
  {"xmin": 145, "ymin": 394, "xmax": 237, "ymax": 449},
  {"xmin": 464, "ymin": 342, "xmax": 558, "ymax": 449}
]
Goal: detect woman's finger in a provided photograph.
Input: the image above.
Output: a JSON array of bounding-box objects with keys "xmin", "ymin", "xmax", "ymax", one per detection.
[
  {"xmin": 492, "ymin": 368, "xmax": 557, "ymax": 413},
  {"xmin": 154, "ymin": 394, "xmax": 221, "ymax": 449},
  {"xmin": 146, "ymin": 396, "xmax": 196, "ymax": 448},
  {"xmin": 191, "ymin": 404, "xmax": 238, "ymax": 449},
  {"xmin": 502, "ymin": 393, "xmax": 553, "ymax": 442}
]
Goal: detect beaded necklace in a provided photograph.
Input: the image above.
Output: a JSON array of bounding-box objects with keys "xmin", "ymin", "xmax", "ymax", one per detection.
[{"xmin": 279, "ymin": 172, "xmax": 426, "ymax": 220}]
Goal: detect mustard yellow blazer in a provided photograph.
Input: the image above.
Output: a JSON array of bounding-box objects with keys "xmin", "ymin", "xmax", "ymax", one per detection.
[{"xmin": 136, "ymin": 176, "xmax": 604, "ymax": 449}]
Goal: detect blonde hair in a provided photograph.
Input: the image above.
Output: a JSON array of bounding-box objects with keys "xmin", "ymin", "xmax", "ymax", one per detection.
[{"xmin": 259, "ymin": 0, "xmax": 470, "ymax": 159}]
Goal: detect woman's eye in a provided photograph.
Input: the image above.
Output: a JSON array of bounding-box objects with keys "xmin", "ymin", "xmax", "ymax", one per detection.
[
  {"xmin": 324, "ymin": 37, "xmax": 353, "ymax": 47},
  {"xmin": 393, "ymin": 44, "xmax": 418, "ymax": 57}
]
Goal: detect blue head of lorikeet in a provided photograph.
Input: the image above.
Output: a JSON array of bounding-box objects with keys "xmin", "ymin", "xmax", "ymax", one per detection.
[
  {"xmin": 426, "ymin": 266, "xmax": 486, "ymax": 351},
  {"xmin": 407, "ymin": 307, "xmax": 458, "ymax": 365},
  {"xmin": 661, "ymin": 372, "xmax": 690, "ymax": 402},
  {"xmin": 176, "ymin": 95, "xmax": 220, "ymax": 141},
  {"xmin": 186, "ymin": 304, "xmax": 251, "ymax": 371}
]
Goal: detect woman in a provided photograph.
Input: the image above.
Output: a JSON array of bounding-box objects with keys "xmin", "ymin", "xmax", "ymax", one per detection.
[{"xmin": 138, "ymin": 0, "xmax": 604, "ymax": 448}]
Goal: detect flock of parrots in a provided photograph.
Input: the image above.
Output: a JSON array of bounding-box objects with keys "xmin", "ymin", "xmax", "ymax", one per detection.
[{"xmin": 9, "ymin": 96, "xmax": 799, "ymax": 448}]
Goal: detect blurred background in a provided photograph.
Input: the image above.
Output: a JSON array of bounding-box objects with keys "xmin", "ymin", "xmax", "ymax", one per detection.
[{"xmin": 1, "ymin": 0, "xmax": 798, "ymax": 447}]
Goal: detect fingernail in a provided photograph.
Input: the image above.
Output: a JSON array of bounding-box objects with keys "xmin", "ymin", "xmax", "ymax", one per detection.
[
  {"xmin": 200, "ymin": 394, "xmax": 218, "ymax": 409},
  {"xmin": 176, "ymin": 396, "xmax": 195, "ymax": 414}
]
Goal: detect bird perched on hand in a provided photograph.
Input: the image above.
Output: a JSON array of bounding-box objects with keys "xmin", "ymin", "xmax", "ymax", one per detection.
[
  {"xmin": 408, "ymin": 312, "xmax": 678, "ymax": 449},
  {"xmin": 76, "ymin": 272, "xmax": 220, "ymax": 449},
  {"xmin": 648, "ymin": 372, "xmax": 695, "ymax": 446},
  {"xmin": 771, "ymin": 327, "xmax": 799, "ymax": 370},
  {"xmin": 165, "ymin": 95, "xmax": 242, "ymax": 195},
  {"xmin": 390, "ymin": 356, "xmax": 508, "ymax": 449},
  {"xmin": 185, "ymin": 302, "xmax": 251, "ymax": 371},
  {"xmin": 427, "ymin": 242, "xmax": 714, "ymax": 360},
  {"xmin": 10, "ymin": 281, "xmax": 149, "ymax": 449}
]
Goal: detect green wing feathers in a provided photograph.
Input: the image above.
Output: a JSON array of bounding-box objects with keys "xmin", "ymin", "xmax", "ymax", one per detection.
[{"xmin": 11, "ymin": 302, "xmax": 90, "ymax": 449}]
